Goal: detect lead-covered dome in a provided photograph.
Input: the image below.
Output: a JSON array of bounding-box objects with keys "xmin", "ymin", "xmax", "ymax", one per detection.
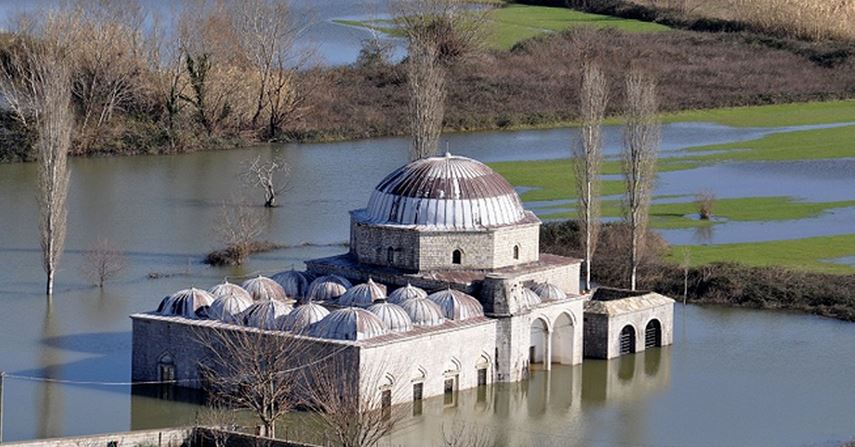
[
  {"xmin": 401, "ymin": 298, "xmax": 446, "ymax": 327},
  {"xmin": 279, "ymin": 302, "xmax": 330, "ymax": 333},
  {"xmin": 308, "ymin": 274, "xmax": 352, "ymax": 301},
  {"xmin": 531, "ymin": 282, "xmax": 565, "ymax": 301},
  {"xmin": 308, "ymin": 308, "xmax": 387, "ymax": 341},
  {"xmin": 338, "ymin": 278, "xmax": 386, "ymax": 307},
  {"xmin": 367, "ymin": 301, "xmax": 413, "ymax": 332},
  {"xmin": 364, "ymin": 154, "xmax": 526, "ymax": 229},
  {"xmin": 243, "ymin": 300, "xmax": 292, "ymax": 330},
  {"xmin": 157, "ymin": 288, "xmax": 214, "ymax": 319},
  {"xmin": 241, "ymin": 276, "xmax": 288, "ymax": 302},
  {"xmin": 387, "ymin": 283, "xmax": 428, "ymax": 305},
  {"xmin": 208, "ymin": 282, "xmax": 253, "ymax": 323},
  {"xmin": 427, "ymin": 288, "xmax": 484, "ymax": 321},
  {"xmin": 271, "ymin": 269, "xmax": 310, "ymax": 300}
]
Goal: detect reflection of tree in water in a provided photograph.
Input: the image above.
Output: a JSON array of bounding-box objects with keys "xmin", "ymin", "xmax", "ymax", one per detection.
[
  {"xmin": 692, "ymin": 224, "xmax": 714, "ymax": 245},
  {"xmin": 37, "ymin": 301, "xmax": 63, "ymax": 438}
]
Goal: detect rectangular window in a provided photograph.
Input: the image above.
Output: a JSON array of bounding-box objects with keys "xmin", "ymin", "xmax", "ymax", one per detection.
[
  {"xmin": 443, "ymin": 376, "xmax": 457, "ymax": 407},
  {"xmin": 413, "ymin": 382, "xmax": 423, "ymax": 401},
  {"xmin": 158, "ymin": 363, "xmax": 175, "ymax": 382},
  {"xmin": 529, "ymin": 346, "xmax": 536, "ymax": 364},
  {"xmin": 477, "ymin": 368, "xmax": 487, "ymax": 386}
]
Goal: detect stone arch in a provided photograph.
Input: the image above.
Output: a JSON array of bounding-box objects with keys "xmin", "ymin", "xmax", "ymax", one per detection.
[
  {"xmin": 476, "ymin": 352, "xmax": 491, "ymax": 369},
  {"xmin": 513, "ymin": 244, "xmax": 520, "ymax": 260},
  {"xmin": 550, "ymin": 312, "xmax": 575, "ymax": 365},
  {"xmin": 644, "ymin": 319, "xmax": 662, "ymax": 349},
  {"xmin": 619, "ymin": 324, "xmax": 636, "ymax": 355},
  {"xmin": 411, "ymin": 365, "xmax": 427, "ymax": 382},
  {"xmin": 380, "ymin": 372, "xmax": 396, "ymax": 390},
  {"xmin": 452, "ymin": 248, "xmax": 463, "ymax": 265},
  {"xmin": 444, "ymin": 357, "xmax": 462, "ymax": 375},
  {"xmin": 529, "ymin": 316, "xmax": 550, "ymax": 366}
]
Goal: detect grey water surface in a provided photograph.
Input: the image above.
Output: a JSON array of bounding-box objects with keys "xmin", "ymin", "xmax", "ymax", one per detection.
[{"xmin": 0, "ymin": 122, "xmax": 854, "ymax": 443}]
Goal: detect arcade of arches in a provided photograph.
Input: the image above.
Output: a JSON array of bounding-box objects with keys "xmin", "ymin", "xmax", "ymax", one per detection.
[{"xmin": 529, "ymin": 313, "xmax": 576, "ymax": 370}]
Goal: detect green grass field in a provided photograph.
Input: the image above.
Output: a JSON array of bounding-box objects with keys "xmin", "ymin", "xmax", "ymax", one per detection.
[
  {"xmin": 539, "ymin": 196, "xmax": 855, "ymax": 229},
  {"xmin": 664, "ymin": 100, "xmax": 855, "ymax": 128},
  {"xmin": 334, "ymin": 4, "xmax": 669, "ymax": 51},
  {"xmin": 668, "ymin": 235, "xmax": 855, "ymax": 274},
  {"xmin": 682, "ymin": 124, "xmax": 855, "ymax": 162}
]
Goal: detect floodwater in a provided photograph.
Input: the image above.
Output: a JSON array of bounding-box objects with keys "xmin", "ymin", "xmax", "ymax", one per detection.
[{"xmin": 0, "ymin": 122, "xmax": 854, "ymax": 444}]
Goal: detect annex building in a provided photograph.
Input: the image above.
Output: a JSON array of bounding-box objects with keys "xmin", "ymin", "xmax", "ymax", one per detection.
[{"xmin": 131, "ymin": 154, "xmax": 674, "ymax": 408}]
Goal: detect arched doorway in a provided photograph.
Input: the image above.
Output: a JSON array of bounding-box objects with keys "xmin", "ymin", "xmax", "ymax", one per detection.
[
  {"xmin": 645, "ymin": 319, "xmax": 662, "ymax": 348},
  {"xmin": 550, "ymin": 313, "xmax": 574, "ymax": 365},
  {"xmin": 529, "ymin": 318, "xmax": 549, "ymax": 367},
  {"xmin": 619, "ymin": 325, "xmax": 636, "ymax": 355}
]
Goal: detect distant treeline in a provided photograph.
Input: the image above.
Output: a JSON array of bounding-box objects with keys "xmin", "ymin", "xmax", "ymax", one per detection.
[
  {"xmin": 2, "ymin": 1, "xmax": 855, "ymax": 163},
  {"xmin": 541, "ymin": 220, "xmax": 855, "ymax": 322}
]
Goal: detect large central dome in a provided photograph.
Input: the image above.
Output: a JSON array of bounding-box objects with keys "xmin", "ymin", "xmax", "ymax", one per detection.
[{"xmin": 364, "ymin": 154, "xmax": 526, "ymax": 229}]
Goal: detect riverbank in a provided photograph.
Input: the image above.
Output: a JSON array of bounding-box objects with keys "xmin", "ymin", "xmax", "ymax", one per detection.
[{"xmin": 540, "ymin": 221, "xmax": 855, "ymax": 322}]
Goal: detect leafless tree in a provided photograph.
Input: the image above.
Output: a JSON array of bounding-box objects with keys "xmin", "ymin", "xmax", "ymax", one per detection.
[
  {"xmin": 303, "ymin": 357, "xmax": 407, "ymax": 447},
  {"xmin": 621, "ymin": 68, "xmax": 660, "ymax": 291},
  {"xmin": 572, "ymin": 60, "xmax": 608, "ymax": 292},
  {"xmin": 0, "ymin": 13, "xmax": 80, "ymax": 296},
  {"xmin": 679, "ymin": 247, "xmax": 691, "ymax": 304},
  {"xmin": 393, "ymin": 0, "xmax": 486, "ymax": 160},
  {"xmin": 195, "ymin": 406, "xmax": 240, "ymax": 447},
  {"xmin": 81, "ymin": 238, "xmax": 127, "ymax": 287},
  {"xmin": 695, "ymin": 189, "xmax": 715, "ymax": 220},
  {"xmin": 209, "ymin": 199, "xmax": 266, "ymax": 266},
  {"xmin": 241, "ymin": 155, "xmax": 291, "ymax": 208},
  {"xmin": 227, "ymin": 0, "xmax": 305, "ymax": 136},
  {"xmin": 195, "ymin": 326, "xmax": 309, "ymax": 438}
]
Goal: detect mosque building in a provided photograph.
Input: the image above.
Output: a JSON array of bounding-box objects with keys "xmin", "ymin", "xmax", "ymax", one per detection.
[{"xmin": 131, "ymin": 154, "xmax": 673, "ymax": 407}]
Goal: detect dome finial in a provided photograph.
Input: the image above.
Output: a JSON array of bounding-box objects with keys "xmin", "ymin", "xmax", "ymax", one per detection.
[{"xmin": 444, "ymin": 151, "xmax": 452, "ymax": 158}]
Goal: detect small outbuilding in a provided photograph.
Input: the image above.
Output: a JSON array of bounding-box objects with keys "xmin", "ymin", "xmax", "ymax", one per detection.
[{"xmin": 583, "ymin": 288, "xmax": 674, "ymax": 359}]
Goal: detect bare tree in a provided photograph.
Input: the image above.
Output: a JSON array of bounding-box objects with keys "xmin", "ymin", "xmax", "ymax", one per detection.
[
  {"xmin": 393, "ymin": 0, "xmax": 486, "ymax": 161},
  {"xmin": 572, "ymin": 60, "xmax": 608, "ymax": 292},
  {"xmin": 241, "ymin": 155, "xmax": 291, "ymax": 208},
  {"xmin": 195, "ymin": 406, "xmax": 240, "ymax": 447},
  {"xmin": 303, "ymin": 357, "xmax": 407, "ymax": 447},
  {"xmin": 441, "ymin": 421, "xmax": 502, "ymax": 447},
  {"xmin": 208, "ymin": 199, "xmax": 266, "ymax": 266},
  {"xmin": 81, "ymin": 238, "xmax": 127, "ymax": 287},
  {"xmin": 195, "ymin": 326, "xmax": 308, "ymax": 438},
  {"xmin": 695, "ymin": 189, "xmax": 715, "ymax": 220},
  {"xmin": 0, "ymin": 13, "xmax": 80, "ymax": 296},
  {"xmin": 680, "ymin": 247, "xmax": 691, "ymax": 305},
  {"xmin": 621, "ymin": 68, "xmax": 660, "ymax": 291}
]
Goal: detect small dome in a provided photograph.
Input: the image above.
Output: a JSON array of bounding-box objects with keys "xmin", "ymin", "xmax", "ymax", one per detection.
[
  {"xmin": 400, "ymin": 297, "xmax": 446, "ymax": 327},
  {"xmin": 243, "ymin": 300, "xmax": 293, "ymax": 330},
  {"xmin": 387, "ymin": 283, "xmax": 428, "ymax": 305},
  {"xmin": 209, "ymin": 281, "xmax": 253, "ymax": 302},
  {"xmin": 363, "ymin": 154, "xmax": 527, "ymax": 229},
  {"xmin": 531, "ymin": 282, "xmax": 565, "ymax": 301},
  {"xmin": 279, "ymin": 302, "xmax": 330, "ymax": 333},
  {"xmin": 208, "ymin": 282, "xmax": 253, "ymax": 324},
  {"xmin": 241, "ymin": 276, "xmax": 288, "ymax": 302},
  {"xmin": 338, "ymin": 278, "xmax": 386, "ymax": 307},
  {"xmin": 367, "ymin": 301, "xmax": 413, "ymax": 332},
  {"xmin": 427, "ymin": 288, "xmax": 484, "ymax": 321},
  {"xmin": 157, "ymin": 288, "xmax": 214, "ymax": 319},
  {"xmin": 271, "ymin": 269, "xmax": 310, "ymax": 299},
  {"xmin": 307, "ymin": 274, "xmax": 353, "ymax": 301},
  {"xmin": 308, "ymin": 307, "xmax": 387, "ymax": 341},
  {"xmin": 519, "ymin": 287, "xmax": 543, "ymax": 310}
]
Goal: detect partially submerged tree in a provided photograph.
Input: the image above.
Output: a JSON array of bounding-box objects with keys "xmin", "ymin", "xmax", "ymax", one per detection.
[
  {"xmin": 695, "ymin": 189, "xmax": 715, "ymax": 220},
  {"xmin": 393, "ymin": 0, "xmax": 486, "ymax": 160},
  {"xmin": 81, "ymin": 238, "xmax": 127, "ymax": 287},
  {"xmin": 621, "ymin": 68, "xmax": 660, "ymax": 291},
  {"xmin": 241, "ymin": 154, "xmax": 291, "ymax": 208},
  {"xmin": 303, "ymin": 357, "xmax": 407, "ymax": 447},
  {"xmin": 196, "ymin": 326, "xmax": 308, "ymax": 438},
  {"xmin": 572, "ymin": 60, "xmax": 608, "ymax": 292},
  {"xmin": 0, "ymin": 12, "xmax": 79, "ymax": 296}
]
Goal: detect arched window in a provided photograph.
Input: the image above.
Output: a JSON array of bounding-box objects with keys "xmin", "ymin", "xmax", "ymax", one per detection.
[
  {"xmin": 387, "ymin": 247, "xmax": 395, "ymax": 264},
  {"xmin": 619, "ymin": 325, "xmax": 636, "ymax": 355},
  {"xmin": 645, "ymin": 319, "xmax": 662, "ymax": 348},
  {"xmin": 513, "ymin": 245, "xmax": 520, "ymax": 260},
  {"xmin": 452, "ymin": 249, "xmax": 462, "ymax": 265}
]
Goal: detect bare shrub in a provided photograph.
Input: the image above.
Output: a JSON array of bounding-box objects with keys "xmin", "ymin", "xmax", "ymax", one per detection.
[
  {"xmin": 695, "ymin": 189, "xmax": 715, "ymax": 219},
  {"xmin": 207, "ymin": 200, "xmax": 266, "ymax": 266},
  {"xmin": 729, "ymin": 0, "xmax": 855, "ymax": 41},
  {"xmin": 621, "ymin": 68, "xmax": 660, "ymax": 290},
  {"xmin": 241, "ymin": 154, "xmax": 291, "ymax": 208},
  {"xmin": 81, "ymin": 238, "xmax": 127, "ymax": 287}
]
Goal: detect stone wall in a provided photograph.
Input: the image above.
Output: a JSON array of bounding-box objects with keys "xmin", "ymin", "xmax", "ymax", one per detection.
[
  {"xmin": 584, "ymin": 302, "xmax": 674, "ymax": 359},
  {"xmin": 3, "ymin": 427, "xmax": 193, "ymax": 447}
]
